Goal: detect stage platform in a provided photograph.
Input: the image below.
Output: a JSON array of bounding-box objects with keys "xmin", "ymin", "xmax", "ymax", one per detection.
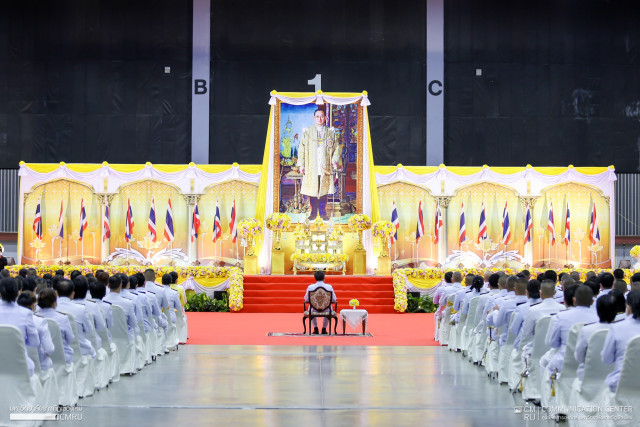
[{"xmin": 241, "ymin": 275, "xmax": 396, "ymax": 313}]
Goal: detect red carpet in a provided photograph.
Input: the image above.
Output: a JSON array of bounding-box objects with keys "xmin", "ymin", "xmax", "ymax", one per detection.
[
  {"xmin": 185, "ymin": 312, "xmax": 438, "ymax": 346},
  {"xmin": 242, "ymin": 275, "xmax": 396, "ymax": 313}
]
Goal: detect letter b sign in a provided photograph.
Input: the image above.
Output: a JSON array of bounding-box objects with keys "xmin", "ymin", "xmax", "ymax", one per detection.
[{"xmin": 194, "ymin": 79, "xmax": 207, "ymax": 95}]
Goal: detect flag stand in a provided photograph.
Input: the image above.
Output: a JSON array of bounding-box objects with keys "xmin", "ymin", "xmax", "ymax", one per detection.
[{"xmin": 548, "ymin": 238, "xmax": 552, "ymax": 267}]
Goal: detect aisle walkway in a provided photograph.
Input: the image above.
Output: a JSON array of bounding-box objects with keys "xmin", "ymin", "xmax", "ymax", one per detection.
[{"xmin": 57, "ymin": 345, "xmax": 554, "ymax": 426}]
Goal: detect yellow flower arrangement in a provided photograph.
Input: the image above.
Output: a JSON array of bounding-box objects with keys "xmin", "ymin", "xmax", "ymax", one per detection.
[
  {"xmin": 291, "ymin": 253, "xmax": 347, "ymax": 263},
  {"xmin": 265, "ymin": 213, "xmax": 291, "ymax": 231},
  {"xmin": 327, "ymin": 228, "xmax": 344, "ymax": 242},
  {"xmin": 237, "ymin": 218, "xmax": 263, "ymax": 238},
  {"xmin": 294, "ymin": 225, "xmax": 310, "ymax": 241},
  {"xmin": 372, "ymin": 221, "xmax": 394, "ymax": 238},
  {"xmin": 347, "ymin": 214, "xmax": 372, "ymax": 231},
  {"xmin": 631, "ymin": 245, "xmax": 640, "ymax": 258},
  {"xmin": 349, "ymin": 298, "xmax": 360, "ymax": 308}
]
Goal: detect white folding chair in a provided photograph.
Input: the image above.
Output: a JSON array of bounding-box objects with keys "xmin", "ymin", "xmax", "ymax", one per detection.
[
  {"xmin": 522, "ymin": 315, "xmax": 551, "ymax": 402},
  {"xmin": 83, "ymin": 312, "xmax": 109, "ymax": 390},
  {"xmin": 30, "ymin": 317, "xmax": 60, "ymax": 410},
  {"xmin": 45, "ymin": 319, "xmax": 78, "ymax": 406},
  {"xmin": 568, "ymin": 329, "xmax": 612, "ymax": 427},
  {"xmin": 600, "ymin": 335, "xmax": 640, "ymax": 426},
  {"xmin": 543, "ymin": 323, "xmax": 584, "ymax": 418},
  {"xmin": 62, "ymin": 312, "xmax": 95, "ymax": 398},
  {"xmin": 110, "ymin": 305, "xmax": 136, "ymax": 375},
  {"xmin": 166, "ymin": 311, "xmax": 179, "ymax": 351},
  {"xmin": 438, "ymin": 295, "xmax": 453, "ymax": 346},
  {"xmin": 0, "ymin": 325, "xmax": 41, "ymax": 427},
  {"xmin": 461, "ymin": 297, "xmax": 480, "ymax": 357},
  {"xmin": 96, "ymin": 326, "xmax": 120, "ymax": 382},
  {"xmin": 497, "ymin": 312, "xmax": 517, "ymax": 384}
]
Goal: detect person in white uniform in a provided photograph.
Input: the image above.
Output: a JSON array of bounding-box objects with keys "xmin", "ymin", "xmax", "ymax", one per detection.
[
  {"xmin": 574, "ymin": 293, "xmax": 617, "ymax": 381},
  {"xmin": 601, "ymin": 290, "xmax": 640, "ymax": 392},
  {"xmin": 56, "ymin": 280, "xmax": 96, "ymax": 358},
  {"xmin": 0, "ymin": 277, "xmax": 40, "ymax": 376},
  {"xmin": 519, "ymin": 280, "xmax": 566, "ymax": 360},
  {"xmin": 104, "ymin": 275, "xmax": 139, "ymax": 343},
  {"xmin": 303, "ymin": 270, "xmax": 336, "ymax": 335},
  {"xmin": 544, "ymin": 285, "xmax": 599, "ymax": 375}
]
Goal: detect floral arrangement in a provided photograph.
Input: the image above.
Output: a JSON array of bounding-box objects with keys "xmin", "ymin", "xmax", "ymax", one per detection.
[
  {"xmin": 312, "ymin": 215, "xmax": 325, "ymax": 227},
  {"xmin": 237, "ymin": 218, "xmax": 263, "ymax": 238},
  {"xmin": 349, "ymin": 299, "xmax": 360, "ymax": 308},
  {"xmin": 293, "ymin": 225, "xmax": 310, "ymax": 241},
  {"xmin": 328, "ymin": 228, "xmax": 344, "ymax": 242},
  {"xmin": 372, "ymin": 221, "xmax": 394, "ymax": 238},
  {"xmin": 291, "ymin": 253, "xmax": 348, "ymax": 264},
  {"xmin": 347, "ymin": 214, "xmax": 372, "ymax": 231},
  {"xmin": 265, "ymin": 213, "xmax": 291, "ymax": 231},
  {"xmin": 6, "ymin": 265, "xmax": 245, "ymax": 311},
  {"xmin": 631, "ymin": 245, "xmax": 640, "ymax": 258}
]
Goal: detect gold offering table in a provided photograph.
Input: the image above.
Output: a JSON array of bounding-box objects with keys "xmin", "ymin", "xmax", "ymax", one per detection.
[{"xmin": 291, "ymin": 219, "xmax": 347, "ymax": 274}]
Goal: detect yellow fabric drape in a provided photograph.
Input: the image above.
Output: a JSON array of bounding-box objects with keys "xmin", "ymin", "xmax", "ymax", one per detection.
[
  {"xmin": 373, "ymin": 165, "xmax": 610, "ymax": 176},
  {"xmin": 176, "ymin": 277, "xmax": 228, "ymax": 288},
  {"xmin": 366, "ymin": 111, "xmax": 380, "ymax": 222},
  {"xmin": 406, "ymin": 277, "xmax": 441, "ymax": 289}
]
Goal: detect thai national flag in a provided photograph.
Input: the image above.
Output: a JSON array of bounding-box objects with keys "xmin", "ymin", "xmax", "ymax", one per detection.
[
  {"xmin": 564, "ymin": 203, "xmax": 571, "ymax": 246},
  {"xmin": 230, "ymin": 199, "xmax": 237, "ymax": 244},
  {"xmin": 57, "ymin": 200, "xmax": 64, "ymax": 239},
  {"xmin": 125, "ymin": 199, "xmax": 134, "ymax": 243},
  {"xmin": 191, "ymin": 203, "xmax": 200, "ymax": 242},
  {"xmin": 103, "ymin": 205, "xmax": 110, "ymax": 242},
  {"xmin": 477, "ymin": 202, "xmax": 487, "ymax": 243},
  {"xmin": 79, "ymin": 199, "xmax": 88, "ymax": 241},
  {"xmin": 164, "ymin": 198, "xmax": 174, "ymax": 242},
  {"xmin": 33, "ymin": 198, "xmax": 43, "ymax": 240},
  {"xmin": 501, "ymin": 201, "xmax": 511, "ymax": 245},
  {"xmin": 459, "ymin": 202, "xmax": 466, "ymax": 245},
  {"xmin": 415, "ymin": 201, "xmax": 425, "ymax": 243},
  {"xmin": 148, "ymin": 199, "xmax": 157, "ymax": 242},
  {"xmin": 589, "ymin": 204, "xmax": 600, "ymax": 244},
  {"xmin": 524, "ymin": 203, "xmax": 533, "ymax": 244},
  {"xmin": 547, "ymin": 201, "xmax": 556, "ymax": 245},
  {"xmin": 434, "ymin": 201, "xmax": 443, "ymax": 245},
  {"xmin": 212, "ymin": 200, "xmax": 222, "ymax": 243},
  {"xmin": 390, "ymin": 202, "xmax": 399, "ymax": 244}
]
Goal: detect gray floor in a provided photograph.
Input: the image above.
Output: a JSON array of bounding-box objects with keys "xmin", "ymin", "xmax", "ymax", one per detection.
[{"xmin": 53, "ymin": 345, "xmax": 556, "ymax": 427}]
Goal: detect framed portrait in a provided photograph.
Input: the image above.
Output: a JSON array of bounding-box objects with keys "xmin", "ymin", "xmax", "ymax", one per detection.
[{"xmin": 273, "ymin": 100, "xmax": 363, "ymax": 224}]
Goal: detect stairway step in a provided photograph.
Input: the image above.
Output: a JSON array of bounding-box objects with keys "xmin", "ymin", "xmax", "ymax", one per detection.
[
  {"xmin": 243, "ymin": 296, "xmax": 394, "ymax": 305},
  {"xmin": 243, "ymin": 289, "xmax": 395, "ymax": 298},
  {"xmin": 244, "ymin": 283, "xmax": 393, "ymax": 291},
  {"xmin": 240, "ymin": 303, "xmax": 398, "ymax": 314},
  {"xmin": 243, "ymin": 275, "xmax": 392, "ymax": 284}
]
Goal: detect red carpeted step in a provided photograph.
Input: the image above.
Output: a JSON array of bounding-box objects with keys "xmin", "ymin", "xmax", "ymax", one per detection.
[{"xmin": 241, "ymin": 274, "xmax": 397, "ymax": 313}]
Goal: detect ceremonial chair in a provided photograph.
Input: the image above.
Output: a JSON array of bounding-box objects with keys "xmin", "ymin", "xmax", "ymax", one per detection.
[
  {"xmin": 110, "ymin": 306, "xmax": 136, "ymax": 375},
  {"xmin": 542, "ymin": 323, "xmax": 584, "ymax": 419},
  {"xmin": 497, "ymin": 312, "xmax": 518, "ymax": 384},
  {"xmin": 461, "ymin": 297, "xmax": 481, "ymax": 358},
  {"xmin": 45, "ymin": 319, "xmax": 78, "ymax": 406},
  {"xmin": 303, "ymin": 286, "xmax": 337, "ymax": 335},
  {"xmin": 521, "ymin": 315, "xmax": 552, "ymax": 402},
  {"xmin": 0, "ymin": 326, "xmax": 41, "ymax": 427},
  {"xmin": 27, "ymin": 321, "xmax": 60, "ymax": 410},
  {"xmin": 600, "ymin": 336, "xmax": 640, "ymax": 427},
  {"xmin": 96, "ymin": 324, "xmax": 121, "ymax": 382},
  {"xmin": 61, "ymin": 312, "xmax": 96, "ymax": 398},
  {"xmin": 568, "ymin": 329, "xmax": 614, "ymax": 427}
]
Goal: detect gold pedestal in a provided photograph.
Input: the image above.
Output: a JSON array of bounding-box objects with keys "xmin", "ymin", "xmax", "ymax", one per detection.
[
  {"xmin": 377, "ymin": 256, "xmax": 391, "ymax": 276},
  {"xmin": 353, "ymin": 249, "xmax": 367, "ymax": 275},
  {"xmin": 244, "ymin": 255, "xmax": 259, "ymax": 275},
  {"xmin": 271, "ymin": 249, "xmax": 285, "ymax": 275}
]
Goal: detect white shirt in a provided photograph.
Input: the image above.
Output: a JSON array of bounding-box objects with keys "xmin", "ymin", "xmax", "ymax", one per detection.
[
  {"xmin": 38, "ymin": 307, "xmax": 75, "ymax": 365},
  {"xmin": 545, "ymin": 306, "xmax": 599, "ymax": 373},
  {"xmin": 601, "ymin": 316, "xmax": 640, "ymax": 392},
  {"xmin": 304, "ymin": 281, "xmax": 336, "ymax": 303},
  {"xmin": 520, "ymin": 298, "xmax": 566, "ymax": 357},
  {"xmin": 57, "ymin": 296, "xmax": 96, "ymax": 357},
  {"xmin": 574, "ymin": 321, "xmax": 611, "ymax": 380},
  {"xmin": 0, "ymin": 301, "xmax": 40, "ymax": 375}
]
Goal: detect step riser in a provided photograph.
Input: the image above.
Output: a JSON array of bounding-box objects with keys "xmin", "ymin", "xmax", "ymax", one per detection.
[{"xmin": 244, "ymin": 291, "xmax": 395, "ymax": 298}]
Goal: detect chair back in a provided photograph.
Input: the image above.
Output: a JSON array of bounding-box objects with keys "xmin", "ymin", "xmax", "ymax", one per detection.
[
  {"xmin": 0, "ymin": 325, "xmax": 36, "ymax": 424},
  {"xmin": 615, "ymin": 335, "xmax": 640, "ymax": 398},
  {"xmin": 467, "ymin": 297, "xmax": 480, "ymax": 323},
  {"xmin": 45, "ymin": 319, "xmax": 68, "ymax": 367},
  {"xmin": 110, "ymin": 305, "xmax": 131, "ymax": 342},
  {"xmin": 505, "ymin": 311, "xmax": 519, "ymax": 345},
  {"xmin": 580, "ymin": 329, "xmax": 613, "ymax": 400},
  {"xmin": 531, "ymin": 316, "xmax": 552, "ymax": 359},
  {"xmin": 61, "ymin": 312, "xmax": 83, "ymax": 363},
  {"xmin": 558, "ymin": 323, "xmax": 585, "ymax": 383},
  {"xmin": 309, "ymin": 286, "xmax": 333, "ymax": 311}
]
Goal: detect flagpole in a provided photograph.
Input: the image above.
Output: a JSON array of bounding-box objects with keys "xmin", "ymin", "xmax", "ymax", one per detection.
[{"xmin": 548, "ymin": 237, "xmax": 551, "ymax": 267}]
